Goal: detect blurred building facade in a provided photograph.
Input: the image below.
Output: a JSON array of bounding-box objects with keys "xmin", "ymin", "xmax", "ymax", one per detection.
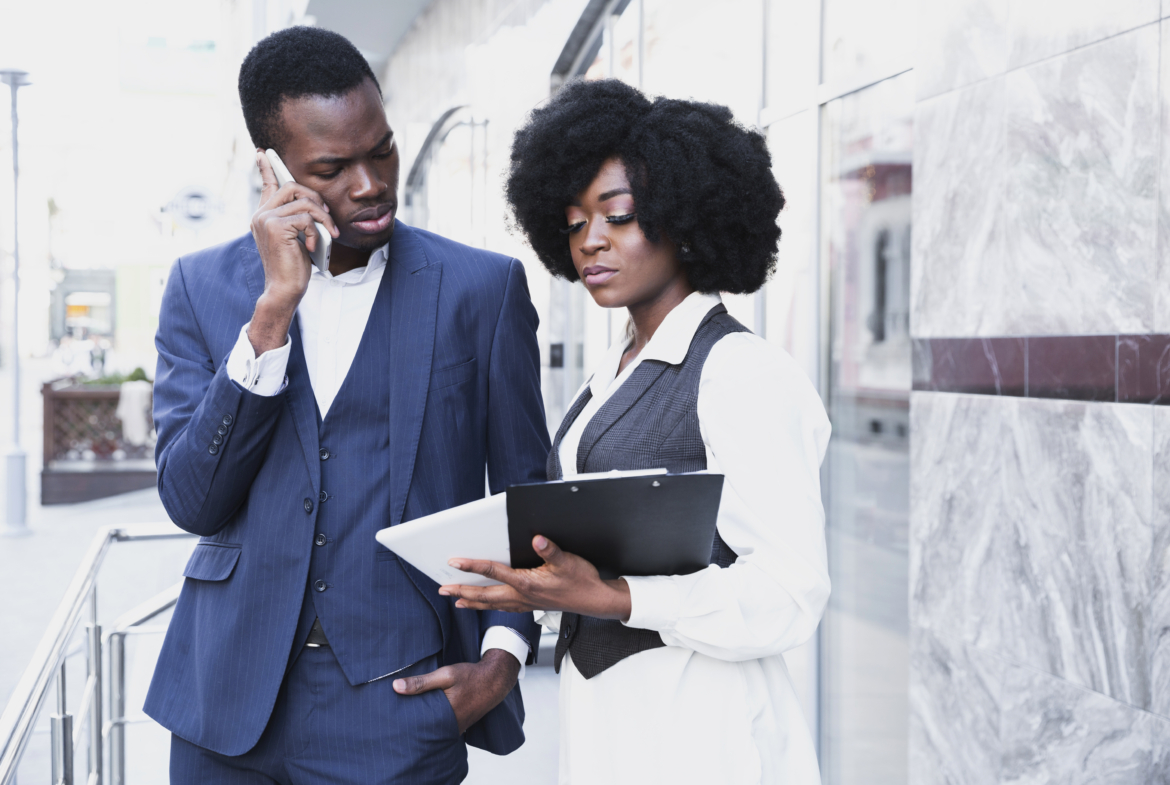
[{"xmin": 371, "ymin": 0, "xmax": 1170, "ymax": 783}]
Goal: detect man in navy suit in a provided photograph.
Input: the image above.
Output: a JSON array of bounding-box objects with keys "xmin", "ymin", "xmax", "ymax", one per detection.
[{"xmin": 144, "ymin": 27, "xmax": 550, "ymax": 784}]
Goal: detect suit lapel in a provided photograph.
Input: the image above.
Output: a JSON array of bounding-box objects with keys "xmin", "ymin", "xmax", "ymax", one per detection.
[
  {"xmin": 284, "ymin": 318, "xmax": 322, "ymax": 491},
  {"xmin": 241, "ymin": 236, "xmax": 320, "ymax": 489},
  {"xmin": 384, "ymin": 223, "xmax": 441, "ymax": 526}
]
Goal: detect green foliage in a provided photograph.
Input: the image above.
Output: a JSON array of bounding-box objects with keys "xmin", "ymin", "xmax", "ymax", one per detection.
[{"xmin": 82, "ymin": 367, "xmax": 152, "ymax": 386}]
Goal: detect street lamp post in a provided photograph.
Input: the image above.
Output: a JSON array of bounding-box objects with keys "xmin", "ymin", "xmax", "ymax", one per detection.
[{"xmin": 1, "ymin": 68, "xmax": 30, "ymax": 537}]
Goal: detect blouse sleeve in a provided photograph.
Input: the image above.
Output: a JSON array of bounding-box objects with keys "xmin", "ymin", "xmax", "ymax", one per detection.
[{"xmin": 621, "ymin": 333, "xmax": 832, "ymax": 661}]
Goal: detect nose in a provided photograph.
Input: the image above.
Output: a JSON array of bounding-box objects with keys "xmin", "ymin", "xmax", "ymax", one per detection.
[
  {"xmin": 350, "ymin": 163, "xmax": 388, "ymax": 202},
  {"xmin": 579, "ymin": 218, "xmax": 609, "ymax": 256}
]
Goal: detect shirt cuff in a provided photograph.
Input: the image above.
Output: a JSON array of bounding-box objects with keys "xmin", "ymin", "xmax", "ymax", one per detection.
[
  {"xmin": 481, "ymin": 626, "xmax": 531, "ymax": 680},
  {"xmin": 622, "ymin": 574, "xmax": 685, "ymax": 634},
  {"xmin": 225, "ymin": 322, "xmax": 291, "ymax": 396}
]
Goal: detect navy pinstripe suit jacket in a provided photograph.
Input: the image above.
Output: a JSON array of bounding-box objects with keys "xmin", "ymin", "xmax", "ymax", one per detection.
[{"xmin": 143, "ymin": 222, "xmax": 550, "ymax": 757}]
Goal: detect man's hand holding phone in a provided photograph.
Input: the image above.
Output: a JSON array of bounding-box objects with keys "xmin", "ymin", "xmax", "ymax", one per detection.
[{"xmin": 247, "ymin": 149, "xmax": 340, "ymax": 356}]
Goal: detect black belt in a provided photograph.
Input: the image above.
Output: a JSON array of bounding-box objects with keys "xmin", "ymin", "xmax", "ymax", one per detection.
[{"xmin": 305, "ymin": 618, "xmax": 330, "ymax": 648}]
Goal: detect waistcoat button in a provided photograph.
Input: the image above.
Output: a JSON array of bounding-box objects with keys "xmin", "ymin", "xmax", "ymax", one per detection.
[
  {"xmin": 315, "ymin": 533, "xmax": 327, "ymax": 546},
  {"xmin": 314, "ymin": 580, "xmax": 326, "ymax": 592},
  {"xmin": 319, "ymin": 448, "xmax": 330, "ymax": 460},
  {"xmin": 303, "ymin": 498, "xmax": 314, "ymax": 514}
]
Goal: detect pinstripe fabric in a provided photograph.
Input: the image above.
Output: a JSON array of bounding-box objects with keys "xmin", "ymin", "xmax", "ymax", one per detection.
[
  {"xmin": 170, "ymin": 650, "xmax": 467, "ymax": 785},
  {"xmin": 550, "ymin": 305, "xmax": 745, "ymax": 678},
  {"xmin": 145, "ymin": 222, "xmax": 550, "ymax": 763}
]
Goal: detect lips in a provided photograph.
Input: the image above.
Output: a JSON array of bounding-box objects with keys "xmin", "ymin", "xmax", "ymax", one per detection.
[
  {"xmin": 350, "ymin": 202, "xmax": 396, "ymax": 234},
  {"xmin": 582, "ymin": 266, "xmax": 618, "ymax": 286}
]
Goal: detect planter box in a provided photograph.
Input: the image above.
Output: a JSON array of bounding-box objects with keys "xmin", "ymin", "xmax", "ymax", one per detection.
[{"xmin": 41, "ymin": 381, "xmax": 156, "ymax": 505}]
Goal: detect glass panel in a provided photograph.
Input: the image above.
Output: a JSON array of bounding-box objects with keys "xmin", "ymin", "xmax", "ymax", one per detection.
[
  {"xmin": 821, "ymin": 0, "xmax": 915, "ymax": 87},
  {"xmin": 819, "ymin": 71, "xmax": 914, "ymax": 785},
  {"xmin": 642, "ymin": 0, "xmax": 763, "ymax": 125}
]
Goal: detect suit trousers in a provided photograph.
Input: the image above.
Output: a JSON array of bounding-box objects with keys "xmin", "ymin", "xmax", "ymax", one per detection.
[{"xmin": 169, "ymin": 647, "xmax": 467, "ymax": 785}]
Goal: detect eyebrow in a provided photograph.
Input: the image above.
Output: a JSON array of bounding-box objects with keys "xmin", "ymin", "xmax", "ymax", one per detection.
[
  {"xmin": 598, "ymin": 188, "xmax": 632, "ymax": 201},
  {"xmin": 307, "ymin": 131, "xmax": 394, "ymax": 166}
]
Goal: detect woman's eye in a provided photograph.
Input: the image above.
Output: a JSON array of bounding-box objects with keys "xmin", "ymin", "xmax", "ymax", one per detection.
[
  {"xmin": 560, "ymin": 221, "xmax": 586, "ymax": 235},
  {"xmin": 605, "ymin": 213, "xmax": 636, "ymax": 225}
]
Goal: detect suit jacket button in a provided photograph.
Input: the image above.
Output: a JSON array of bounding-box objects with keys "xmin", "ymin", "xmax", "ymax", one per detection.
[
  {"xmin": 318, "ymin": 490, "xmax": 328, "ymax": 502},
  {"xmin": 208, "ymin": 445, "xmax": 219, "ymax": 455},
  {"xmin": 212, "ymin": 434, "xmax": 223, "ymax": 445},
  {"xmin": 319, "ymin": 448, "xmax": 330, "ymax": 460},
  {"xmin": 303, "ymin": 498, "xmax": 314, "ymax": 514},
  {"xmin": 314, "ymin": 580, "xmax": 326, "ymax": 592},
  {"xmin": 315, "ymin": 533, "xmax": 327, "ymax": 546},
  {"xmin": 217, "ymin": 424, "xmax": 228, "ymax": 435},
  {"xmin": 222, "ymin": 414, "xmax": 233, "ymax": 425}
]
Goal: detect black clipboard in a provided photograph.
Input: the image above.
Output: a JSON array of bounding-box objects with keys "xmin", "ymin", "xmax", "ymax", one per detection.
[{"xmin": 505, "ymin": 472, "xmax": 724, "ymax": 580}]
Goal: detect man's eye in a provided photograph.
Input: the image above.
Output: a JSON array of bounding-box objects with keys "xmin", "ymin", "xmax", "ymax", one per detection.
[
  {"xmin": 373, "ymin": 150, "xmax": 392, "ymax": 160},
  {"xmin": 316, "ymin": 170, "xmax": 342, "ymax": 180},
  {"xmin": 560, "ymin": 221, "xmax": 586, "ymax": 235},
  {"xmin": 605, "ymin": 213, "xmax": 636, "ymax": 225}
]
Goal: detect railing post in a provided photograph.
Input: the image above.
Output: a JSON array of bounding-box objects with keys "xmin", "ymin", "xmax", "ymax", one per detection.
[
  {"xmin": 85, "ymin": 586, "xmax": 102, "ymax": 785},
  {"xmin": 107, "ymin": 633, "xmax": 124, "ymax": 785},
  {"xmin": 50, "ymin": 662, "xmax": 72, "ymax": 785}
]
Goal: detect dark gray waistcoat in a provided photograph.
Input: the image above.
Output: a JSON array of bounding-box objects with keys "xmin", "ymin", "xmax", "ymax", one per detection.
[{"xmin": 547, "ymin": 304, "xmax": 747, "ymax": 678}]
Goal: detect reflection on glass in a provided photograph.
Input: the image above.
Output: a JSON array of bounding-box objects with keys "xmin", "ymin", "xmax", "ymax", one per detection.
[
  {"xmin": 820, "ymin": 71, "xmax": 913, "ymax": 785},
  {"xmin": 821, "ymin": 0, "xmax": 915, "ymax": 87}
]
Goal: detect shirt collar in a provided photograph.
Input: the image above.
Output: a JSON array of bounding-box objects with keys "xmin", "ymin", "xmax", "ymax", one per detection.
[
  {"xmin": 587, "ymin": 291, "xmax": 723, "ymax": 396},
  {"xmin": 310, "ymin": 242, "xmax": 390, "ymax": 285}
]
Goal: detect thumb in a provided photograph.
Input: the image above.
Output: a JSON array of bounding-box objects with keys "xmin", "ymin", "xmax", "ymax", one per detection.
[
  {"xmin": 533, "ymin": 535, "xmax": 566, "ymax": 567},
  {"xmin": 393, "ymin": 667, "xmax": 452, "ymax": 695}
]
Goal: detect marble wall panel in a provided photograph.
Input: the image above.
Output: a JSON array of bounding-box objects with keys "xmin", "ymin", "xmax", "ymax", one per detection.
[
  {"xmin": 916, "ymin": 0, "xmax": 1008, "ymax": 100},
  {"xmin": 1007, "ymin": 0, "xmax": 1158, "ymax": 70},
  {"xmin": 1158, "ymin": 20, "xmax": 1170, "ymax": 334},
  {"xmin": 1001, "ymin": 26, "xmax": 1158, "ymax": 335},
  {"xmin": 911, "ymin": 392, "xmax": 1154, "ymax": 707},
  {"xmin": 909, "ymin": 627, "xmax": 1004, "ymax": 785},
  {"xmin": 911, "ymin": 77, "xmax": 1006, "ymax": 337},
  {"xmin": 999, "ymin": 663, "xmax": 1159, "ymax": 783},
  {"xmin": 1151, "ymin": 407, "xmax": 1170, "ymax": 717}
]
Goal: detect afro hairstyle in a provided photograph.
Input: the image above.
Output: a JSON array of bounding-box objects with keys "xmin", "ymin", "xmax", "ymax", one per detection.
[
  {"xmin": 505, "ymin": 78, "xmax": 784, "ymax": 294},
  {"xmin": 238, "ymin": 26, "xmax": 380, "ymax": 153}
]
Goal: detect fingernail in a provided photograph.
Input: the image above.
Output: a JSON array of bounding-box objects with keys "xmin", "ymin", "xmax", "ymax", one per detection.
[
  {"xmin": 448, "ymin": 559, "xmax": 461, "ymax": 569},
  {"xmin": 534, "ymin": 535, "xmax": 547, "ymax": 549},
  {"xmin": 393, "ymin": 679, "xmax": 405, "ymax": 691},
  {"xmin": 438, "ymin": 588, "xmax": 450, "ymax": 596},
  {"xmin": 456, "ymin": 600, "xmax": 466, "ymax": 609}
]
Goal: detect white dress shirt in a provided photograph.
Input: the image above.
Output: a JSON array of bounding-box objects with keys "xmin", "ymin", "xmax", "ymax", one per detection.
[
  {"xmin": 225, "ymin": 244, "xmax": 531, "ymax": 674},
  {"xmin": 541, "ymin": 292, "xmax": 832, "ymax": 784}
]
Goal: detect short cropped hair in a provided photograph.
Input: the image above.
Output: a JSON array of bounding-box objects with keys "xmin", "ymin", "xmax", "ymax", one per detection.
[
  {"xmin": 238, "ymin": 26, "xmax": 380, "ymax": 153},
  {"xmin": 505, "ymin": 79, "xmax": 784, "ymax": 294}
]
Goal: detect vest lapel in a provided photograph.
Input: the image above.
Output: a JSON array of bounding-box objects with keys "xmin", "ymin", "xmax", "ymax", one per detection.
[
  {"xmin": 575, "ymin": 361, "xmax": 670, "ymax": 473},
  {"xmin": 284, "ymin": 317, "xmax": 322, "ymax": 492},
  {"xmin": 547, "ymin": 387, "xmax": 593, "ymax": 481},
  {"xmin": 384, "ymin": 224, "xmax": 441, "ymax": 526}
]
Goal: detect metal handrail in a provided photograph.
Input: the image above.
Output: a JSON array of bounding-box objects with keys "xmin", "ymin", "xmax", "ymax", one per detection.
[{"xmin": 0, "ymin": 523, "xmax": 195, "ymax": 785}]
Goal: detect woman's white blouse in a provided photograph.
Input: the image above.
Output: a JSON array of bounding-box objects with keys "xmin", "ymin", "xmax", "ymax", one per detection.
[{"xmin": 541, "ymin": 292, "xmax": 832, "ymax": 785}]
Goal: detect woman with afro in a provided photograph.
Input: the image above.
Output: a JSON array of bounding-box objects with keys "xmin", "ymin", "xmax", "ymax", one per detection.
[{"xmin": 442, "ymin": 78, "xmax": 831, "ymax": 784}]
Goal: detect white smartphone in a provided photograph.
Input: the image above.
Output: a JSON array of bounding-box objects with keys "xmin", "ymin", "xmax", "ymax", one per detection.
[{"xmin": 264, "ymin": 148, "xmax": 332, "ymax": 274}]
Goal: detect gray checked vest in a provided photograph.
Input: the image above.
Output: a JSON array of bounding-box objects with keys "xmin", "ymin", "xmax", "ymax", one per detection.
[{"xmin": 547, "ymin": 303, "xmax": 747, "ymax": 678}]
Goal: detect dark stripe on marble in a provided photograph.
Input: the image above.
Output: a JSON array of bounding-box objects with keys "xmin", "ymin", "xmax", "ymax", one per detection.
[{"xmin": 912, "ymin": 335, "xmax": 1170, "ymax": 404}]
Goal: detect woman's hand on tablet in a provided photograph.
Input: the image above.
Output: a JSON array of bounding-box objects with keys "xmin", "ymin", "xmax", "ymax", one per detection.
[{"xmin": 440, "ymin": 536, "xmax": 632, "ymax": 622}]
